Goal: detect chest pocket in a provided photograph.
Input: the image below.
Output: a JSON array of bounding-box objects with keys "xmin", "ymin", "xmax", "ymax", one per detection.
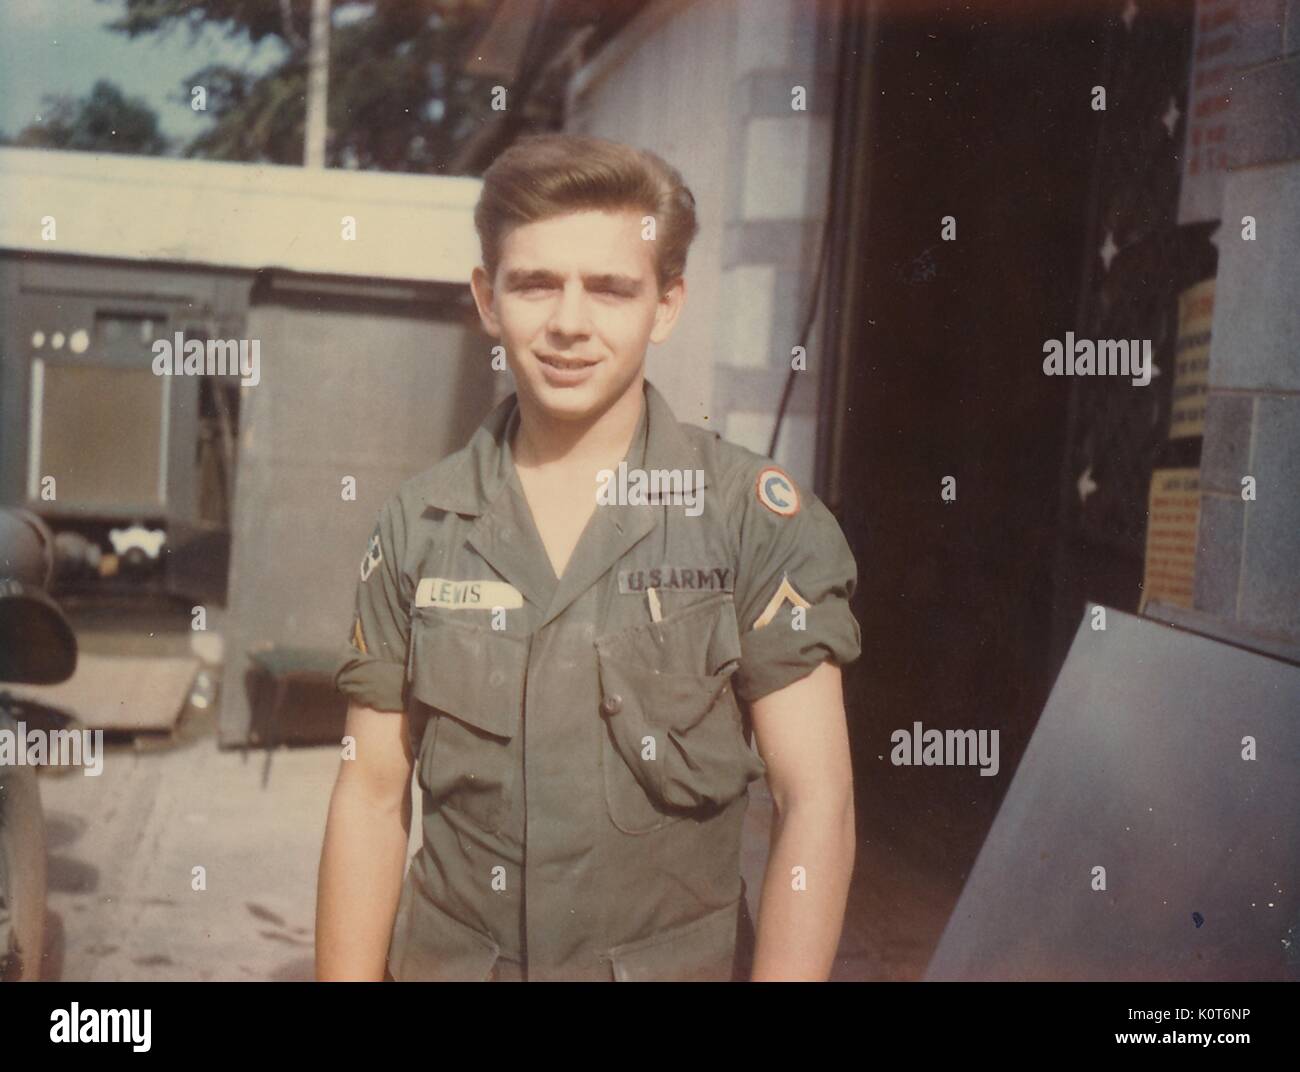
[
  {"xmin": 594, "ymin": 592, "xmax": 767, "ymax": 835},
  {"xmin": 406, "ymin": 608, "xmax": 528, "ymax": 834}
]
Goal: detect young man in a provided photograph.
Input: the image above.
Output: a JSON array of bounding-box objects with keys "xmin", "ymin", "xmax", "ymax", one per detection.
[{"xmin": 317, "ymin": 133, "xmax": 861, "ymax": 982}]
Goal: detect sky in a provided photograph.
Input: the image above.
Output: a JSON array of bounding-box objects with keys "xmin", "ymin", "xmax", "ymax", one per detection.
[{"xmin": 0, "ymin": 0, "xmax": 286, "ymax": 147}]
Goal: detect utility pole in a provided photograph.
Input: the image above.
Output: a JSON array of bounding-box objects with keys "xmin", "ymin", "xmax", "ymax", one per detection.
[{"xmin": 303, "ymin": 0, "xmax": 331, "ymax": 168}]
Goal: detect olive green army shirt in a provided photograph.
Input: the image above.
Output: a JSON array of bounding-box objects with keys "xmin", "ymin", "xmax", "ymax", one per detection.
[{"xmin": 335, "ymin": 378, "xmax": 861, "ymax": 981}]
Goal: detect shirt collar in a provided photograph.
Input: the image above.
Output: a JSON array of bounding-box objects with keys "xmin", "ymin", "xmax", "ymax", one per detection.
[{"xmin": 423, "ymin": 379, "xmax": 707, "ymax": 516}]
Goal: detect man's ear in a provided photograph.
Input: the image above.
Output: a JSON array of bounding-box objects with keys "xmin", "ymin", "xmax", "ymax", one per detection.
[
  {"xmin": 649, "ymin": 276, "xmax": 686, "ymax": 344},
  {"xmin": 470, "ymin": 265, "xmax": 501, "ymax": 338}
]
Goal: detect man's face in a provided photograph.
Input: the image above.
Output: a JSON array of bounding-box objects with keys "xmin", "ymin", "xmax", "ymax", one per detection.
[{"xmin": 471, "ymin": 209, "xmax": 685, "ymax": 422}]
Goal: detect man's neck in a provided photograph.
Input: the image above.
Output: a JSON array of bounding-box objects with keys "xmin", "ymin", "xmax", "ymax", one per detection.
[{"xmin": 512, "ymin": 376, "xmax": 645, "ymax": 476}]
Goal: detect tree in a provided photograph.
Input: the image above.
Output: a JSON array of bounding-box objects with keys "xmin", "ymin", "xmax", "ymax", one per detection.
[
  {"xmin": 104, "ymin": 0, "xmax": 500, "ymax": 172},
  {"xmin": 13, "ymin": 79, "xmax": 169, "ymax": 155}
]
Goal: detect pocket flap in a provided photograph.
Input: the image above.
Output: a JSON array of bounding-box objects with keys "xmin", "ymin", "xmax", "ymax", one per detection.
[
  {"xmin": 598, "ymin": 653, "xmax": 733, "ymax": 732},
  {"xmin": 596, "ymin": 650, "xmax": 765, "ymax": 816},
  {"xmin": 407, "ymin": 612, "xmax": 527, "ymax": 740},
  {"xmin": 606, "ymin": 899, "xmax": 742, "ymax": 982}
]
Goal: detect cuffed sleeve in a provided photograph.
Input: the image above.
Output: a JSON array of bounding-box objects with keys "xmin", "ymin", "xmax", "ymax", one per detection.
[
  {"xmin": 335, "ymin": 496, "xmax": 411, "ymax": 712},
  {"xmin": 729, "ymin": 460, "xmax": 862, "ymax": 704}
]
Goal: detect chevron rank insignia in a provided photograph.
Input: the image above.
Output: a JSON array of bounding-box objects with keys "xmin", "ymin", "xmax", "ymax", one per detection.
[
  {"xmin": 752, "ymin": 573, "xmax": 811, "ymax": 629},
  {"xmin": 360, "ymin": 531, "xmax": 383, "ymax": 582}
]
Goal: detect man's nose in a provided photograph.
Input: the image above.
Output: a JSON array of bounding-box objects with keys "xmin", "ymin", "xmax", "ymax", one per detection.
[{"xmin": 546, "ymin": 281, "xmax": 591, "ymax": 338}]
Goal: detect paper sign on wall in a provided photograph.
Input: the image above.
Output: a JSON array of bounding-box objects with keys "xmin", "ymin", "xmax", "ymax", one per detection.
[
  {"xmin": 1171, "ymin": 279, "xmax": 1215, "ymax": 439},
  {"xmin": 1178, "ymin": 0, "xmax": 1240, "ymax": 224},
  {"xmin": 1140, "ymin": 469, "xmax": 1201, "ymax": 612}
]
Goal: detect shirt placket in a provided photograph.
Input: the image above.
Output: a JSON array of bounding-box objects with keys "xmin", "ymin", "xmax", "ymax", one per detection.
[{"xmin": 513, "ymin": 398, "xmax": 660, "ymax": 979}]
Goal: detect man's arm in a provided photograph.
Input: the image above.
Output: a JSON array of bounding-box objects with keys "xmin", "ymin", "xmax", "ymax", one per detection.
[
  {"xmin": 315, "ymin": 701, "xmax": 416, "ymax": 981},
  {"xmin": 747, "ymin": 659, "xmax": 855, "ymax": 981}
]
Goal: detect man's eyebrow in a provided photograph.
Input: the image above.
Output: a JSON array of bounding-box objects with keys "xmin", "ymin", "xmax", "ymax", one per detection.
[{"xmin": 503, "ymin": 268, "xmax": 642, "ymax": 290}]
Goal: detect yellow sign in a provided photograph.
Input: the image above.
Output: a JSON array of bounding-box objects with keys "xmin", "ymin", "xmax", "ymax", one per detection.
[
  {"xmin": 1140, "ymin": 469, "xmax": 1200, "ymax": 612},
  {"xmin": 1170, "ymin": 279, "xmax": 1214, "ymax": 439}
]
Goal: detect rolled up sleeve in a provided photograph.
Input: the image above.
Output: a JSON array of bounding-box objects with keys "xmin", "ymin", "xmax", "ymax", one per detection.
[
  {"xmin": 729, "ymin": 460, "xmax": 862, "ymax": 704},
  {"xmin": 335, "ymin": 496, "xmax": 411, "ymax": 712}
]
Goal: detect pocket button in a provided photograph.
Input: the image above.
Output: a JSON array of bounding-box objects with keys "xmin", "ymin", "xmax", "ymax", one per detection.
[{"xmin": 601, "ymin": 693, "xmax": 623, "ymax": 716}]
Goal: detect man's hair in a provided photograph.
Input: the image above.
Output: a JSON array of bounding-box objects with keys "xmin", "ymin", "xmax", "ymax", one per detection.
[{"xmin": 474, "ymin": 133, "xmax": 699, "ymax": 294}]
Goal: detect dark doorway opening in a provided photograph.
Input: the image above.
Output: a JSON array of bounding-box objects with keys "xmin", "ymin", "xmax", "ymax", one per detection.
[{"xmin": 830, "ymin": 2, "xmax": 1113, "ymax": 977}]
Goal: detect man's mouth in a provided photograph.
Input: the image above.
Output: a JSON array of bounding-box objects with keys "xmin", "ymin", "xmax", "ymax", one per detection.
[{"xmin": 536, "ymin": 352, "xmax": 598, "ymax": 370}]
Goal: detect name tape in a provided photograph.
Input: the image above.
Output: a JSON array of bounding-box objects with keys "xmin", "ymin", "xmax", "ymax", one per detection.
[{"xmin": 414, "ymin": 577, "xmax": 524, "ymax": 609}]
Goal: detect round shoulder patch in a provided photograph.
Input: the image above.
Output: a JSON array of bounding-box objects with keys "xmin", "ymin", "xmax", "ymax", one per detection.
[{"xmin": 755, "ymin": 466, "xmax": 800, "ymax": 517}]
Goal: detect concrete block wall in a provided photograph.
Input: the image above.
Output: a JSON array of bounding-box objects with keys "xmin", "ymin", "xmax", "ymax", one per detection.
[
  {"xmin": 1193, "ymin": 33, "xmax": 1300, "ymax": 644},
  {"xmin": 568, "ymin": 0, "xmax": 841, "ymax": 490},
  {"xmin": 716, "ymin": 0, "xmax": 836, "ymax": 485}
]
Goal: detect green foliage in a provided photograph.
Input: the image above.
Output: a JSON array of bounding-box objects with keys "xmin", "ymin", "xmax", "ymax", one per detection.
[
  {"xmin": 106, "ymin": 0, "xmax": 500, "ymax": 171},
  {"xmin": 13, "ymin": 79, "xmax": 170, "ymax": 155}
]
